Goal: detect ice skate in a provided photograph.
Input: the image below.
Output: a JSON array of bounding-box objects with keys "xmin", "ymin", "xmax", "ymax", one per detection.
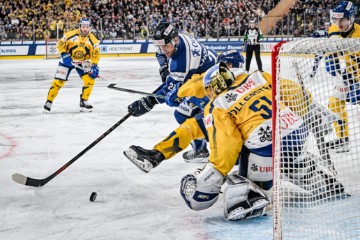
[
  {"xmin": 123, "ymin": 145, "xmax": 164, "ymax": 173},
  {"xmin": 43, "ymin": 100, "xmax": 52, "ymax": 113},
  {"xmin": 80, "ymin": 94, "xmax": 93, "ymax": 112},
  {"xmin": 183, "ymin": 149, "xmax": 209, "ymax": 163}
]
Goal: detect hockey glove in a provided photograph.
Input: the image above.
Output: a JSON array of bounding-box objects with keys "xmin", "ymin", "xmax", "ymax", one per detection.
[
  {"xmin": 165, "ymin": 83, "xmax": 181, "ymax": 107},
  {"xmin": 89, "ymin": 64, "xmax": 99, "ymax": 79},
  {"xmin": 128, "ymin": 96, "xmax": 157, "ymax": 117},
  {"xmin": 61, "ymin": 53, "xmax": 73, "ymax": 68},
  {"xmin": 159, "ymin": 63, "xmax": 170, "ymax": 83}
]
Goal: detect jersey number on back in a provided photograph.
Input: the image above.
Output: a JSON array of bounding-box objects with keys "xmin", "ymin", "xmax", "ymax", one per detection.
[{"xmin": 249, "ymin": 96, "xmax": 272, "ymax": 119}]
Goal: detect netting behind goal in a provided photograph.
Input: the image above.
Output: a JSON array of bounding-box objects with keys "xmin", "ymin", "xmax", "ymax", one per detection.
[{"xmin": 272, "ymin": 39, "xmax": 360, "ymax": 239}]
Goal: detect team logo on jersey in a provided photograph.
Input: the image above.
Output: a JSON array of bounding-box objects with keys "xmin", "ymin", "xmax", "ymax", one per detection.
[
  {"xmin": 225, "ymin": 93, "xmax": 237, "ymax": 103},
  {"xmin": 191, "ymin": 49, "xmax": 200, "ymax": 57},
  {"xmin": 73, "ymin": 51, "xmax": 84, "ymax": 59},
  {"xmin": 258, "ymin": 126, "xmax": 272, "ymax": 142}
]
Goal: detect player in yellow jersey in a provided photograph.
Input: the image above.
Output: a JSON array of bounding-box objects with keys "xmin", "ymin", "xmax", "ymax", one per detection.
[
  {"xmin": 325, "ymin": 1, "xmax": 359, "ymax": 152},
  {"xmin": 43, "ymin": 18, "xmax": 100, "ymax": 113}
]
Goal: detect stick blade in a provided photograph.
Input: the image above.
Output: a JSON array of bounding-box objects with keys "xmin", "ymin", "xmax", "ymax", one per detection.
[
  {"xmin": 12, "ymin": 173, "xmax": 28, "ymax": 185},
  {"xmin": 108, "ymin": 83, "xmax": 116, "ymax": 88},
  {"xmin": 12, "ymin": 173, "xmax": 44, "ymax": 187}
]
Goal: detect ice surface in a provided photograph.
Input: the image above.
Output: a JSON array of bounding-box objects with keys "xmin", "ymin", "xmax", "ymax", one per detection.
[{"xmin": 0, "ymin": 57, "xmax": 273, "ymax": 240}]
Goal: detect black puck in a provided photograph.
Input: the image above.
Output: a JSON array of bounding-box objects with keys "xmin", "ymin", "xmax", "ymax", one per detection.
[{"xmin": 90, "ymin": 192, "xmax": 97, "ymax": 202}]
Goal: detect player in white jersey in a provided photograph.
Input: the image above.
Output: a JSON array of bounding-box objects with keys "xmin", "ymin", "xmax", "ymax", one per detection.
[{"xmin": 127, "ymin": 23, "xmax": 217, "ymax": 162}]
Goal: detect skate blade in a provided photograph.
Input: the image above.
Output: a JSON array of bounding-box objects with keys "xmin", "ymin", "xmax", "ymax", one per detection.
[
  {"xmin": 123, "ymin": 149, "xmax": 152, "ymax": 173},
  {"xmin": 183, "ymin": 157, "xmax": 209, "ymax": 163},
  {"xmin": 80, "ymin": 108, "xmax": 93, "ymax": 113},
  {"xmin": 43, "ymin": 109, "xmax": 50, "ymax": 114}
]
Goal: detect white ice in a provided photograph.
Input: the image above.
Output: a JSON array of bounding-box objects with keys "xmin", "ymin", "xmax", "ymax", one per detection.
[{"xmin": 0, "ymin": 57, "xmax": 273, "ymax": 240}]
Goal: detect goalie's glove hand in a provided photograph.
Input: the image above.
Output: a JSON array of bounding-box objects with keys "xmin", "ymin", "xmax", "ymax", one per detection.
[
  {"xmin": 159, "ymin": 63, "xmax": 170, "ymax": 83},
  {"xmin": 165, "ymin": 83, "xmax": 181, "ymax": 107},
  {"xmin": 61, "ymin": 53, "xmax": 73, "ymax": 68},
  {"xmin": 128, "ymin": 96, "xmax": 157, "ymax": 117},
  {"xmin": 89, "ymin": 64, "xmax": 99, "ymax": 79}
]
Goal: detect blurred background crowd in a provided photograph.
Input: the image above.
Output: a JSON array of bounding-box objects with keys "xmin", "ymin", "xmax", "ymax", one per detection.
[{"xmin": 0, "ymin": 0, "xmax": 359, "ymax": 41}]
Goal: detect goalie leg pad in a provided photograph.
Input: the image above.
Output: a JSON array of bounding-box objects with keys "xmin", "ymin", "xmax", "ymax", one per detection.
[
  {"xmin": 224, "ymin": 173, "xmax": 271, "ymax": 221},
  {"xmin": 180, "ymin": 163, "xmax": 224, "ymax": 211}
]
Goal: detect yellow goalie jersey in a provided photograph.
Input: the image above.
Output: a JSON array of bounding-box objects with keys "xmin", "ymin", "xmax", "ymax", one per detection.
[
  {"xmin": 57, "ymin": 29, "xmax": 100, "ymax": 65},
  {"xmin": 204, "ymin": 71, "xmax": 306, "ymax": 176}
]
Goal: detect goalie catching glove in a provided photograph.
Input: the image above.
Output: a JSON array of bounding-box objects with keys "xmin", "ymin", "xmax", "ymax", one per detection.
[{"xmin": 128, "ymin": 96, "xmax": 158, "ymax": 117}]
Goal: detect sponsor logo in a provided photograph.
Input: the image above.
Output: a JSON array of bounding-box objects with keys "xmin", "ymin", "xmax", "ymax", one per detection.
[
  {"xmin": 204, "ymin": 113, "xmax": 213, "ymax": 128},
  {"xmin": 279, "ymin": 111, "xmax": 300, "ymax": 129},
  {"xmin": 235, "ymin": 78, "xmax": 256, "ymax": 94},
  {"xmin": 335, "ymin": 85, "xmax": 349, "ymax": 93},
  {"xmin": 250, "ymin": 163, "xmax": 273, "ymax": 172}
]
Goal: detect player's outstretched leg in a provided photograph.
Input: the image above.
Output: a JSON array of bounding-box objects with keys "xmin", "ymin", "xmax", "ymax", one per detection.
[{"xmin": 123, "ymin": 145, "xmax": 165, "ymax": 173}]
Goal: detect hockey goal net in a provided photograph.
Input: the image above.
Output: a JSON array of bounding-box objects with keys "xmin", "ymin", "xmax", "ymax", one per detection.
[
  {"xmin": 272, "ymin": 39, "xmax": 360, "ymax": 239},
  {"xmin": 44, "ymin": 40, "xmax": 60, "ymax": 59}
]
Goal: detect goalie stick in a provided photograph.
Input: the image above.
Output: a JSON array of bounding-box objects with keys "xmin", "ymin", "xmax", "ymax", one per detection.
[
  {"xmin": 108, "ymin": 84, "xmax": 165, "ymax": 99},
  {"xmin": 12, "ymin": 112, "xmax": 132, "ymax": 187},
  {"xmin": 293, "ymin": 62, "xmax": 336, "ymax": 174}
]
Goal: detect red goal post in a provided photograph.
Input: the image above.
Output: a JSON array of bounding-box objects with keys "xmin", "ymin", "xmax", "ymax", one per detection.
[{"xmin": 272, "ymin": 39, "xmax": 360, "ymax": 239}]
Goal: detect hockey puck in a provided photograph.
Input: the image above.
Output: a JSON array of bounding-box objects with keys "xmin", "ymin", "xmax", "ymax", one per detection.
[{"xmin": 90, "ymin": 192, "xmax": 97, "ymax": 202}]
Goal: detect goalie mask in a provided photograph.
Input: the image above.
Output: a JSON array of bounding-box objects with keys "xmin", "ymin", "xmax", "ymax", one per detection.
[
  {"xmin": 79, "ymin": 17, "xmax": 91, "ymax": 37},
  {"xmin": 330, "ymin": 1, "xmax": 356, "ymax": 32},
  {"xmin": 203, "ymin": 62, "xmax": 235, "ymax": 99}
]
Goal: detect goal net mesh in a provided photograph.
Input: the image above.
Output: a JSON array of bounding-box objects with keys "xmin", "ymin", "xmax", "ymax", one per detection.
[{"xmin": 273, "ymin": 39, "xmax": 360, "ymax": 239}]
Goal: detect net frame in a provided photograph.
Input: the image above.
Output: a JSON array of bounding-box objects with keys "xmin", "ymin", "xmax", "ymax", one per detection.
[{"xmin": 272, "ymin": 39, "xmax": 360, "ymax": 239}]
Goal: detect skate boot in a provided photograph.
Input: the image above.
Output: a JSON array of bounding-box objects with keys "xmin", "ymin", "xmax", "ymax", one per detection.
[
  {"xmin": 80, "ymin": 94, "xmax": 93, "ymax": 112},
  {"xmin": 326, "ymin": 137, "xmax": 350, "ymax": 153},
  {"xmin": 183, "ymin": 148, "xmax": 209, "ymax": 163},
  {"xmin": 123, "ymin": 145, "xmax": 165, "ymax": 173},
  {"xmin": 43, "ymin": 100, "xmax": 52, "ymax": 113}
]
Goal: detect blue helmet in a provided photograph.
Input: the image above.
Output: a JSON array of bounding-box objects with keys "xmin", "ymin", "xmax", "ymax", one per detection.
[
  {"xmin": 203, "ymin": 62, "xmax": 235, "ymax": 99},
  {"xmin": 79, "ymin": 18, "xmax": 91, "ymax": 36},
  {"xmin": 331, "ymin": 1, "xmax": 356, "ymax": 21},
  {"xmin": 79, "ymin": 17, "xmax": 91, "ymax": 27},
  {"xmin": 217, "ymin": 50, "xmax": 245, "ymax": 69}
]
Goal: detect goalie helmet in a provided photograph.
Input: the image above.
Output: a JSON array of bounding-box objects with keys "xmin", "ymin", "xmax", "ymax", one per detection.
[
  {"xmin": 203, "ymin": 62, "xmax": 235, "ymax": 99},
  {"xmin": 153, "ymin": 23, "xmax": 178, "ymax": 46},
  {"xmin": 331, "ymin": 1, "xmax": 356, "ymax": 27},
  {"xmin": 217, "ymin": 50, "xmax": 245, "ymax": 69}
]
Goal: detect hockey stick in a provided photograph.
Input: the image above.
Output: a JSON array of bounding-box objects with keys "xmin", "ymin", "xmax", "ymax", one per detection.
[
  {"xmin": 293, "ymin": 63, "xmax": 336, "ymax": 174},
  {"xmin": 12, "ymin": 112, "xmax": 132, "ymax": 187},
  {"xmin": 108, "ymin": 84, "xmax": 165, "ymax": 99}
]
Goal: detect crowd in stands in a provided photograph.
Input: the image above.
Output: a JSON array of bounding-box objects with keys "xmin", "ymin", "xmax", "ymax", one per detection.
[
  {"xmin": 0, "ymin": 0, "xmax": 358, "ymax": 41},
  {"xmin": 268, "ymin": 0, "xmax": 338, "ymax": 36}
]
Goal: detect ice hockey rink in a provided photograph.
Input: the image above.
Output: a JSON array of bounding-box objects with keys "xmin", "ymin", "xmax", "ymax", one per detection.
[{"xmin": 0, "ymin": 56, "xmax": 275, "ymax": 240}]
